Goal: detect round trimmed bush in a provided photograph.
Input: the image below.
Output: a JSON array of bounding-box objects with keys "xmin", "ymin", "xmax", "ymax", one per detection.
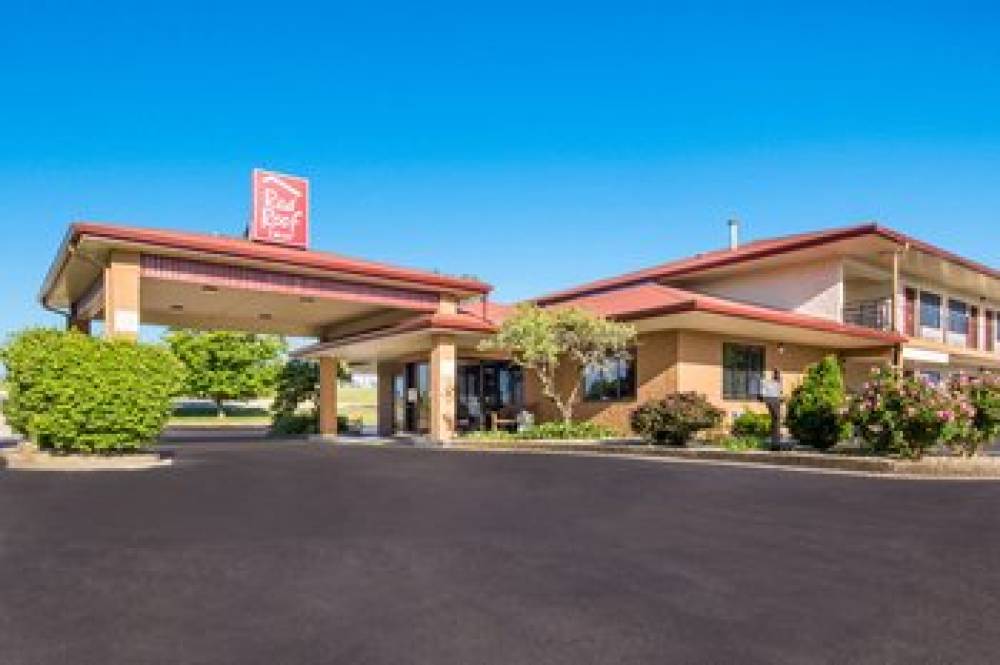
[
  {"xmin": 630, "ymin": 392, "xmax": 723, "ymax": 446},
  {"xmin": 1, "ymin": 328, "xmax": 184, "ymax": 453},
  {"xmin": 731, "ymin": 410, "xmax": 771, "ymax": 440}
]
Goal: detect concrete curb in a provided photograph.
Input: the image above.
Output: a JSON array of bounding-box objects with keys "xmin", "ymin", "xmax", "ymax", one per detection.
[
  {"xmin": 437, "ymin": 441, "xmax": 1000, "ymax": 480},
  {"xmin": 1, "ymin": 445, "xmax": 172, "ymax": 472}
]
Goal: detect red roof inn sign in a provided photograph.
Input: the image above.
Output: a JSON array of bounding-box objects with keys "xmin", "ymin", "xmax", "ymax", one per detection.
[{"xmin": 249, "ymin": 169, "xmax": 309, "ymax": 249}]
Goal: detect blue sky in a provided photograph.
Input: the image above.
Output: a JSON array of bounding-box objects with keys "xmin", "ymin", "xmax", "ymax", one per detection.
[{"xmin": 2, "ymin": 1, "xmax": 999, "ymax": 339}]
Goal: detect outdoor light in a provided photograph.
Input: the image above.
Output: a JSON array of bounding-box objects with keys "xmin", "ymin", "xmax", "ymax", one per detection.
[{"xmin": 777, "ymin": 342, "xmax": 786, "ymax": 355}]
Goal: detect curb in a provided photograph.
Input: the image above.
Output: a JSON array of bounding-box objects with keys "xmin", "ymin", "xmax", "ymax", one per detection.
[{"xmin": 437, "ymin": 441, "xmax": 1000, "ymax": 480}]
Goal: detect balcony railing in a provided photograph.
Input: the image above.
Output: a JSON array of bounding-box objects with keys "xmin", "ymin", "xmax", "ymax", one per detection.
[{"xmin": 843, "ymin": 298, "xmax": 892, "ymax": 331}]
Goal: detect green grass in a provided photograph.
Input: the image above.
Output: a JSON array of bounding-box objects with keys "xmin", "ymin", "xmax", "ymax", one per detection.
[
  {"xmin": 337, "ymin": 385, "xmax": 377, "ymax": 427},
  {"xmin": 167, "ymin": 385, "xmax": 379, "ymax": 428}
]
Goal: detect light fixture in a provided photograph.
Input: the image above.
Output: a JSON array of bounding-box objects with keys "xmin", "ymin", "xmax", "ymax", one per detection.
[{"xmin": 777, "ymin": 342, "xmax": 786, "ymax": 356}]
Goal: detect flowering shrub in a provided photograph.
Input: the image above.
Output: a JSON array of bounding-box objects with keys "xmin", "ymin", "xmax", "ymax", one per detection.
[
  {"xmin": 848, "ymin": 367, "xmax": 973, "ymax": 459},
  {"xmin": 948, "ymin": 373, "xmax": 1000, "ymax": 456},
  {"xmin": 631, "ymin": 392, "xmax": 723, "ymax": 446}
]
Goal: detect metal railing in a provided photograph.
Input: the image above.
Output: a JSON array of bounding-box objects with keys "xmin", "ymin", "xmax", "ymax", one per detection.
[{"xmin": 843, "ymin": 298, "xmax": 892, "ymax": 331}]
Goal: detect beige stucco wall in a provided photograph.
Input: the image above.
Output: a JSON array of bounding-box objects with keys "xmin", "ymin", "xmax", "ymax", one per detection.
[
  {"xmin": 690, "ymin": 258, "xmax": 845, "ymax": 321},
  {"xmin": 525, "ymin": 330, "xmax": 679, "ymax": 432},
  {"xmin": 675, "ymin": 330, "xmax": 831, "ymax": 419},
  {"xmin": 524, "ymin": 329, "xmax": 836, "ymax": 434}
]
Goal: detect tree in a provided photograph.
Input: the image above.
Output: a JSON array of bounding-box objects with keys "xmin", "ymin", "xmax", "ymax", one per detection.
[
  {"xmin": 785, "ymin": 355, "xmax": 849, "ymax": 450},
  {"xmin": 165, "ymin": 330, "xmax": 285, "ymax": 417},
  {"xmin": 270, "ymin": 358, "xmax": 351, "ymax": 434},
  {"xmin": 479, "ymin": 304, "xmax": 637, "ymax": 424}
]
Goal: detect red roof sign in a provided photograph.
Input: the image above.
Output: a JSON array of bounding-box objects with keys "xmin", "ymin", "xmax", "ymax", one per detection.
[{"xmin": 250, "ymin": 169, "xmax": 309, "ymax": 249}]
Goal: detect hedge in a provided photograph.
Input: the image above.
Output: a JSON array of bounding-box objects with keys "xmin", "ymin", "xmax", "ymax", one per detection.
[{"xmin": 1, "ymin": 328, "xmax": 184, "ymax": 454}]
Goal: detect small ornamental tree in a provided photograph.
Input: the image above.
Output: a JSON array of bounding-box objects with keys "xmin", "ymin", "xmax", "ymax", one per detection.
[
  {"xmin": 479, "ymin": 305, "xmax": 637, "ymax": 424},
  {"xmin": 785, "ymin": 355, "xmax": 849, "ymax": 450},
  {"xmin": 1, "ymin": 328, "xmax": 184, "ymax": 453},
  {"xmin": 165, "ymin": 330, "xmax": 285, "ymax": 417}
]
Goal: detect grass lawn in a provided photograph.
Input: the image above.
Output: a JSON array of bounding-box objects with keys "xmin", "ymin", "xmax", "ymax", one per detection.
[
  {"xmin": 338, "ymin": 385, "xmax": 377, "ymax": 427},
  {"xmin": 168, "ymin": 385, "xmax": 378, "ymax": 428}
]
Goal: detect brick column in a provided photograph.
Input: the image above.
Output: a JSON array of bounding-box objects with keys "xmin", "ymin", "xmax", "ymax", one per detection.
[
  {"xmin": 103, "ymin": 251, "xmax": 141, "ymax": 341},
  {"xmin": 429, "ymin": 334, "xmax": 457, "ymax": 443},
  {"xmin": 318, "ymin": 356, "xmax": 339, "ymax": 437}
]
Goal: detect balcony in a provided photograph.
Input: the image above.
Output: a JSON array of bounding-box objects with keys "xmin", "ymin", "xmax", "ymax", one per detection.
[{"xmin": 843, "ymin": 298, "xmax": 892, "ymax": 331}]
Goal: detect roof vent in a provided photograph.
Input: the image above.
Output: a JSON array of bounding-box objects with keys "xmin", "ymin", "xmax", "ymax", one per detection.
[{"xmin": 728, "ymin": 219, "xmax": 740, "ymax": 250}]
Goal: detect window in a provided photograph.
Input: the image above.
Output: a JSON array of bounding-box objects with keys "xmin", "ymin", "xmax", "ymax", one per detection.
[
  {"xmin": 723, "ymin": 343, "xmax": 765, "ymax": 401},
  {"xmin": 920, "ymin": 292, "xmax": 942, "ymax": 329},
  {"xmin": 583, "ymin": 355, "xmax": 636, "ymax": 401},
  {"xmin": 948, "ymin": 299, "xmax": 968, "ymax": 335}
]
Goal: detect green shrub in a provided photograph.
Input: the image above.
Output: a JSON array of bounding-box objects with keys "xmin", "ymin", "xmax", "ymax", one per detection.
[
  {"xmin": 270, "ymin": 412, "xmax": 348, "ymax": 436},
  {"xmin": 630, "ymin": 392, "xmax": 723, "ymax": 446},
  {"xmin": 720, "ymin": 435, "xmax": 767, "ymax": 452},
  {"xmin": 459, "ymin": 420, "xmax": 618, "ymax": 441},
  {"xmin": 269, "ymin": 359, "xmax": 352, "ymax": 436},
  {"xmin": 848, "ymin": 367, "xmax": 972, "ymax": 460},
  {"xmin": 1, "ymin": 328, "xmax": 184, "ymax": 454},
  {"xmin": 785, "ymin": 356, "xmax": 849, "ymax": 450},
  {"xmin": 731, "ymin": 410, "xmax": 771, "ymax": 439}
]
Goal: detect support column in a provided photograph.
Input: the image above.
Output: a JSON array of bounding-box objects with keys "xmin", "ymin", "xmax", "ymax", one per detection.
[
  {"xmin": 429, "ymin": 334, "xmax": 457, "ymax": 443},
  {"xmin": 890, "ymin": 250, "xmax": 900, "ymax": 333},
  {"xmin": 103, "ymin": 251, "xmax": 141, "ymax": 341},
  {"xmin": 376, "ymin": 362, "xmax": 397, "ymax": 437},
  {"xmin": 318, "ymin": 356, "xmax": 339, "ymax": 438}
]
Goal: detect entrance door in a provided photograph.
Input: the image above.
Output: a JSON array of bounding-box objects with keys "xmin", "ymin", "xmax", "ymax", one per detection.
[{"xmin": 457, "ymin": 364, "xmax": 484, "ymax": 431}]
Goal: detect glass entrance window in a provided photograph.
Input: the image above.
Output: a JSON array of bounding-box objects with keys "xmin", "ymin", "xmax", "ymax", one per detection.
[{"xmin": 455, "ymin": 361, "xmax": 523, "ymax": 432}]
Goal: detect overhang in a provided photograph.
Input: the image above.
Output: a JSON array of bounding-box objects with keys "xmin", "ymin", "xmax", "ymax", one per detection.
[{"xmin": 41, "ymin": 222, "xmax": 492, "ymax": 312}]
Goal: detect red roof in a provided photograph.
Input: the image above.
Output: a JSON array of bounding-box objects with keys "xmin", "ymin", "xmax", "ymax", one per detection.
[
  {"xmin": 535, "ymin": 223, "xmax": 1000, "ymax": 305},
  {"xmin": 553, "ymin": 282, "xmax": 906, "ymax": 344},
  {"xmin": 63, "ymin": 222, "xmax": 492, "ymax": 296}
]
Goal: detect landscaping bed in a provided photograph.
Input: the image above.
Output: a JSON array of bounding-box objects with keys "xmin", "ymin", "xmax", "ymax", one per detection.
[
  {"xmin": 446, "ymin": 438, "xmax": 1000, "ymax": 478},
  {"xmin": 1, "ymin": 443, "xmax": 171, "ymax": 471}
]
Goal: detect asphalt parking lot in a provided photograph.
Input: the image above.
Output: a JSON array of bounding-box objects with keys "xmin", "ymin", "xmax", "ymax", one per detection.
[{"xmin": 3, "ymin": 438, "xmax": 1000, "ymax": 665}]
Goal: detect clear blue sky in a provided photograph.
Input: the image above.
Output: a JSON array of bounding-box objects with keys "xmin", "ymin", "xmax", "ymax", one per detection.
[{"xmin": 2, "ymin": 1, "xmax": 999, "ymax": 339}]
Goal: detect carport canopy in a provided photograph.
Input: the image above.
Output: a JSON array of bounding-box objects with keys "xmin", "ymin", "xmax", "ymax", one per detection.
[{"xmin": 40, "ymin": 222, "xmax": 495, "ymax": 441}]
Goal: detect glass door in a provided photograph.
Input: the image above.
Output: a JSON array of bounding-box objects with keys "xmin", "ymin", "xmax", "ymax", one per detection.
[{"xmin": 393, "ymin": 373, "xmax": 406, "ymax": 433}]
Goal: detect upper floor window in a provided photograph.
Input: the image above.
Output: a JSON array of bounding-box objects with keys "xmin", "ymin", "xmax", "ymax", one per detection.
[
  {"xmin": 948, "ymin": 299, "xmax": 969, "ymax": 335},
  {"xmin": 583, "ymin": 354, "xmax": 636, "ymax": 401},
  {"xmin": 920, "ymin": 292, "xmax": 942, "ymax": 329},
  {"xmin": 723, "ymin": 343, "xmax": 764, "ymax": 401}
]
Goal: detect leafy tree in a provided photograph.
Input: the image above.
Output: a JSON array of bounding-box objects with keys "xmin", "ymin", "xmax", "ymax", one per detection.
[
  {"xmin": 785, "ymin": 355, "xmax": 849, "ymax": 450},
  {"xmin": 165, "ymin": 330, "xmax": 285, "ymax": 417},
  {"xmin": 479, "ymin": 304, "xmax": 637, "ymax": 423},
  {"xmin": 270, "ymin": 358, "xmax": 350, "ymax": 434}
]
